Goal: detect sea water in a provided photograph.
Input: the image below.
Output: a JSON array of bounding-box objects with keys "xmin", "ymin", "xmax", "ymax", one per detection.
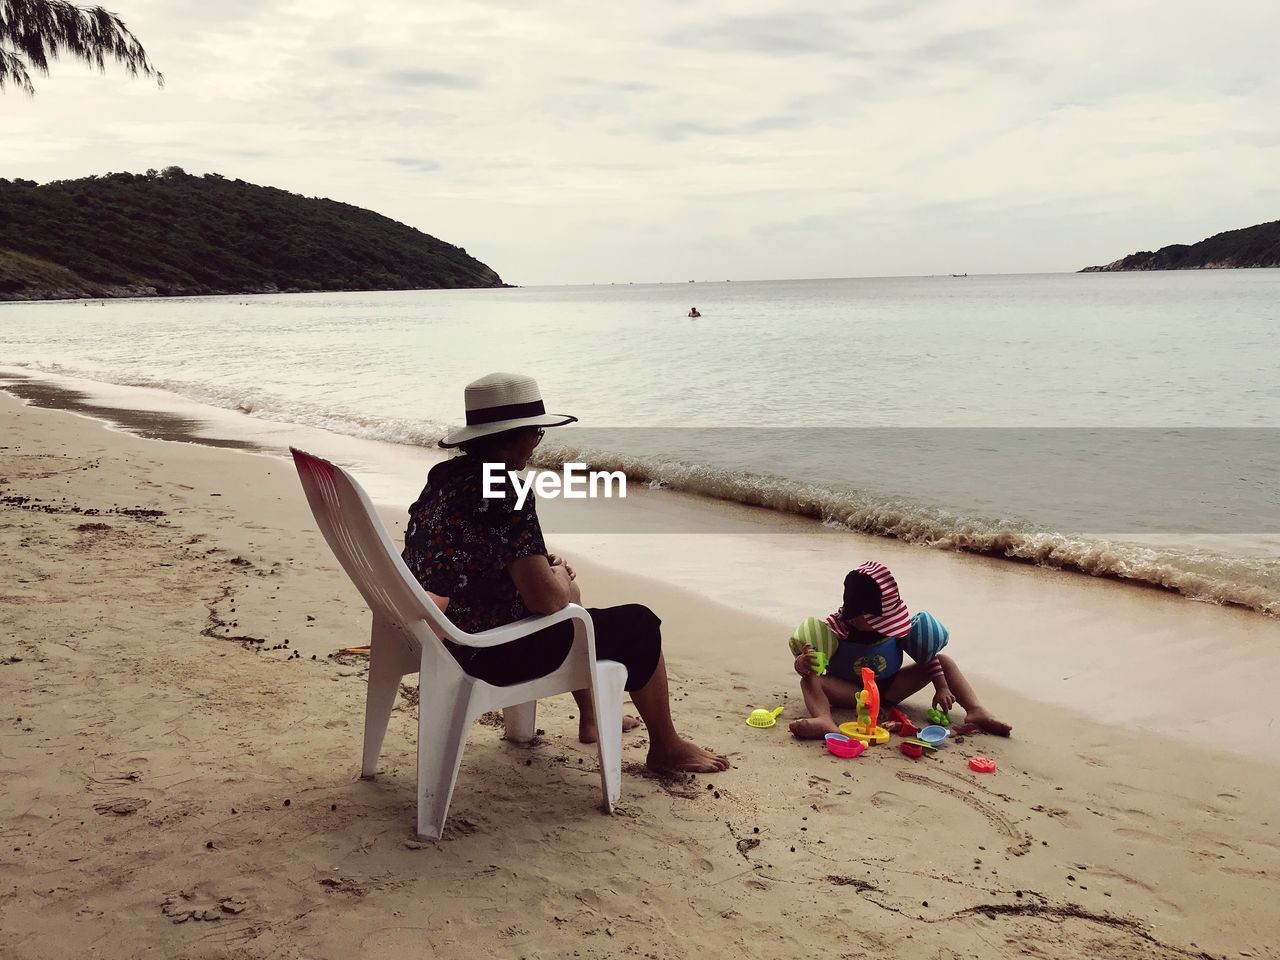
[{"xmin": 2, "ymin": 270, "xmax": 1278, "ymax": 614}]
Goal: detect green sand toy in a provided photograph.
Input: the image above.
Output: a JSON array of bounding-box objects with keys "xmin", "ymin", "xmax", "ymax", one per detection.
[
  {"xmin": 926, "ymin": 707, "xmax": 952, "ymax": 728},
  {"xmin": 789, "ymin": 617, "xmax": 838, "ymax": 676}
]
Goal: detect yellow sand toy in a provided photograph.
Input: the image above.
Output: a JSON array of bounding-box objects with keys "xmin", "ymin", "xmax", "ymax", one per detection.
[
  {"xmin": 745, "ymin": 707, "xmax": 784, "ymax": 728},
  {"xmin": 838, "ymin": 667, "xmax": 891, "ymax": 744}
]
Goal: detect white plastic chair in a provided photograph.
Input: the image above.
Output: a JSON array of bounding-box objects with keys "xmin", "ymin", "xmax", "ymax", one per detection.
[{"xmin": 289, "ymin": 447, "xmax": 626, "ymax": 840}]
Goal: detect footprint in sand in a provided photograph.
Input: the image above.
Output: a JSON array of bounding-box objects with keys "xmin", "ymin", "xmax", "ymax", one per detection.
[
  {"xmin": 895, "ymin": 771, "xmax": 1030, "ymax": 856},
  {"xmin": 1114, "ymin": 825, "xmax": 1162, "ymax": 844},
  {"xmin": 870, "ymin": 790, "xmax": 905, "ymax": 809},
  {"xmin": 93, "ymin": 798, "xmax": 150, "ymax": 816},
  {"xmin": 88, "ymin": 766, "xmax": 158, "ymax": 816},
  {"xmin": 1084, "ymin": 865, "xmax": 1186, "ymax": 915},
  {"xmin": 161, "ymin": 891, "xmax": 250, "ymax": 923},
  {"xmin": 1029, "ymin": 803, "xmax": 1069, "ymax": 818},
  {"xmin": 319, "ymin": 876, "xmax": 369, "ymax": 897}
]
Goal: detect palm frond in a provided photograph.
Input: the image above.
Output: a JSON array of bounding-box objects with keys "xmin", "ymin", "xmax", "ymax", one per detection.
[
  {"xmin": 0, "ymin": 44, "xmax": 34, "ymax": 93},
  {"xmin": 0, "ymin": 0, "xmax": 162, "ymax": 94}
]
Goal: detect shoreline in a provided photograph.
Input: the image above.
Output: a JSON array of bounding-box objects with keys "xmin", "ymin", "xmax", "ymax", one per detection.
[
  {"xmin": 3, "ymin": 388, "xmax": 1279, "ymax": 959},
  {"xmin": 4, "ymin": 361, "xmax": 1276, "ymax": 619},
  {"xmin": 0, "ymin": 283, "xmax": 519, "ymax": 304}
]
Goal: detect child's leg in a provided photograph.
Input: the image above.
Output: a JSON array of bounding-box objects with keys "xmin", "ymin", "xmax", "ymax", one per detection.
[
  {"xmin": 936, "ymin": 655, "xmax": 1012, "ymax": 736},
  {"xmin": 789, "ymin": 674, "xmax": 861, "ymax": 739},
  {"xmin": 879, "ymin": 661, "xmax": 937, "ymax": 707}
]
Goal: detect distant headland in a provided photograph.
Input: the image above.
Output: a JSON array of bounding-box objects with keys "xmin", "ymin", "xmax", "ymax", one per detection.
[
  {"xmin": 1080, "ymin": 218, "xmax": 1280, "ymax": 272},
  {"xmin": 0, "ymin": 168, "xmax": 507, "ymax": 301}
]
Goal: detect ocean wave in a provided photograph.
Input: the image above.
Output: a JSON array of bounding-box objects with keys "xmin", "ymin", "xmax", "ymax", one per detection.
[
  {"xmin": 533, "ymin": 440, "xmax": 1280, "ymax": 617},
  {"xmin": 8, "ymin": 359, "xmax": 1278, "ymax": 616}
]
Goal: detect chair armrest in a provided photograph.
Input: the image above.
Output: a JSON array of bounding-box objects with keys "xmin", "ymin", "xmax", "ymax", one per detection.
[{"xmin": 441, "ymin": 603, "xmax": 592, "ymax": 649}]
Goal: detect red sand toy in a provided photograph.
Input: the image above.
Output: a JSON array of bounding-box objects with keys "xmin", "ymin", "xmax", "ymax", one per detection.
[
  {"xmin": 968, "ymin": 756, "xmax": 997, "ymax": 773},
  {"xmin": 900, "ymin": 741, "xmax": 924, "ymax": 759},
  {"xmin": 887, "ymin": 707, "xmax": 919, "ymax": 738}
]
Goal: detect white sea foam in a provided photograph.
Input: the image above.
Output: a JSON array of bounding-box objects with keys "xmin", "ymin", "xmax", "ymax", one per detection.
[{"xmin": 532, "ymin": 439, "xmax": 1280, "ymax": 615}]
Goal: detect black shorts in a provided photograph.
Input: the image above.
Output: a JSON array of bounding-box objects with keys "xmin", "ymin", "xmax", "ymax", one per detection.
[{"xmin": 444, "ymin": 603, "xmax": 663, "ymax": 692}]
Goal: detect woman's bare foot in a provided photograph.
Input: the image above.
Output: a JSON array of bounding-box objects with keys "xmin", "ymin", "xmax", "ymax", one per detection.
[
  {"xmin": 788, "ymin": 716, "xmax": 840, "ymax": 740},
  {"xmin": 964, "ymin": 707, "xmax": 1012, "ymax": 737},
  {"xmin": 647, "ymin": 738, "xmax": 730, "ymax": 773},
  {"xmin": 579, "ymin": 714, "xmax": 642, "ymax": 744}
]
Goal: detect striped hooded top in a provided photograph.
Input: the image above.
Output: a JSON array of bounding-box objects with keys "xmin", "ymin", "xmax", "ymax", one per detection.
[{"xmin": 825, "ymin": 560, "xmax": 912, "ymax": 640}]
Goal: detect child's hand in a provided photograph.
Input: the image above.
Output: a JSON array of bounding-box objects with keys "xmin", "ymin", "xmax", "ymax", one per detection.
[
  {"xmin": 932, "ymin": 685, "xmax": 956, "ymax": 712},
  {"xmin": 793, "ymin": 644, "xmax": 818, "ymax": 677}
]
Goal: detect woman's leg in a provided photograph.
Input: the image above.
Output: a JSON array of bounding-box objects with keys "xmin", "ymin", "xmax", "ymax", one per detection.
[
  {"xmin": 583, "ymin": 604, "xmax": 728, "ymax": 773},
  {"xmin": 571, "ymin": 688, "xmax": 642, "ymax": 744},
  {"xmin": 628, "ymin": 653, "xmax": 730, "ymax": 773}
]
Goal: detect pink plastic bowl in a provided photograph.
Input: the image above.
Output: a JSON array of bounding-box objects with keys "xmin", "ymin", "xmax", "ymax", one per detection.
[{"xmin": 824, "ymin": 733, "xmax": 866, "ymax": 759}]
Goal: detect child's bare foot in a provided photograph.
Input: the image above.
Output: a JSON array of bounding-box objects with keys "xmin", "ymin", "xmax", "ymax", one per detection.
[
  {"xmin": 578, "ymin": 714, "xmax": 642, "ymax": 744},
  {"xmin": 647, "ymin": 739, "xmax": 730, "ymax": 773},
  {"xmin": 964, "ymin": 707, "xmax": 1012, "ymax": 737},
  {"xmin": 788, "ymin": 717, "xmax": 840, "ymax": 740}
]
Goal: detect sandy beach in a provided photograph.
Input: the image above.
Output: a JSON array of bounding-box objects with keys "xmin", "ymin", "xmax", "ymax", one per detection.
[{"xmin": 3, "ymin": 388, "xmax": 1279, "ymax": 960}]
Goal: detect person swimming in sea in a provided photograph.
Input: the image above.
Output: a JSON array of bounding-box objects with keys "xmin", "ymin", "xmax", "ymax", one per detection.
[{"xmin": 687, "ymin": 307, "xmax": 701, "ymax": 318}]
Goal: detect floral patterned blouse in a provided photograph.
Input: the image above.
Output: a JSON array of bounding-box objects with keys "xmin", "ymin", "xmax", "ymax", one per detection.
[{"xmin": 402, "ymin": 455, "xmax": 548, "ymax": 633}]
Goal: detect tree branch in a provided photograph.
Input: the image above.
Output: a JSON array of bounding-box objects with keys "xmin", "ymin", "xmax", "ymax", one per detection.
[{"xmin": 0, "ymin": 0, "xmax": 162, "ymax": 94}]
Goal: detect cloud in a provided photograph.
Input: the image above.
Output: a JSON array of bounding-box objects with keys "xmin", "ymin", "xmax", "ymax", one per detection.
[
  {"xmin": 911, "ymin": 28, "xmax": 1010, "ymax": 63},
  {"xmin": 667, "ymin": 14, "xmax": 857, "ymax": 56},
  {"xmin": 7, "ymin": 0, "xmax": 1280, "ymax": 283},
  {"xmin": 384, "ymin": 69, "xmax": 479, "ymax": 89},
  {"xmin": 385, "ymin": 156, "xmax": 440, "ymax": 172}
]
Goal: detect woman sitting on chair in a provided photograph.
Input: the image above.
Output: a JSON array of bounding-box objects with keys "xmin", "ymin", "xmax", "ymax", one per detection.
[{"xmin": 402, "ymin": 372, "xmax": 729, "ymax": 774}]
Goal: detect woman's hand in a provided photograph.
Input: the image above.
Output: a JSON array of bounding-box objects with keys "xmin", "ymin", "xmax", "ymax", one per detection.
[
  {"xmin": 548, "ymin": 553, "xmax": 576, "ymax": 581},
  {"xmin": 932, "ymin": 685, "xmax": 956, "ymax": 712},
  {"xmin": 512, "ymin": 555, "xmax": 577, "ymax": 614}
]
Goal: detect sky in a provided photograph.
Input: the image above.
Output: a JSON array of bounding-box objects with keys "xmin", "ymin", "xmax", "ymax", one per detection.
[{"xmin": 5, "ymin": 0, "xmax": 1280, "ymax": 285}]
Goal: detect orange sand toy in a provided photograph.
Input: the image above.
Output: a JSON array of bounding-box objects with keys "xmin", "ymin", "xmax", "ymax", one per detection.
[{"xmin": 838, "ymin": 668, "xmax": 892, "ymax": 745}]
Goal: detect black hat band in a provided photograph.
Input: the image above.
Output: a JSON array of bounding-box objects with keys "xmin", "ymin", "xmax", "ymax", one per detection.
[{"xmin": 465, "ymin": 399, "xmax": 547, "ymax": 426}]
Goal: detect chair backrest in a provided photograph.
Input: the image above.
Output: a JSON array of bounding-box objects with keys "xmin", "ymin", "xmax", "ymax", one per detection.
[{"xmin": 290, "ymin": 447, "xmax": 452, "ymax": 646}]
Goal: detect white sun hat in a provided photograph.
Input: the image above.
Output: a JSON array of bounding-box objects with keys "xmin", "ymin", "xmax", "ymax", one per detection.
[{"xmin": 439, "ymin": 372, "xmax": 577, "ymax": 448}]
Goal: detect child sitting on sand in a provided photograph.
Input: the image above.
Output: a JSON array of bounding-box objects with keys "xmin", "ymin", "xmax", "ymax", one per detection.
[{"xmin": 787, "ymin": 561, "xmax": 1012, "ymax": 739}]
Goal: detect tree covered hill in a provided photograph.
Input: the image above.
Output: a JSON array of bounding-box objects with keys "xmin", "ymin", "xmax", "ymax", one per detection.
[
  {"xmin": 0, "ymin": 168, "xmax": 506, "ymax": 300},
  {"xmin": 1080, "ymin": 219, "xmax": 1280, "ymax": 272}
]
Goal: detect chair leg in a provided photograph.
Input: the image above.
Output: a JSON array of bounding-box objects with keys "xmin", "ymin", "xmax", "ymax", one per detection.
[
  {"xmin": 502, "ymin": 701, "xmax": 537, "ymax": 744},
  {"xmin": 592, "ymin": 661, "xmax": 628, "ymax": 813},
  {"xmin": 362, "ymin": 619, "xmax": 407, "ymax": 779},
  {"xmin": 416, "ymin": 680, "xmax": 476, "ymax": 841}
]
